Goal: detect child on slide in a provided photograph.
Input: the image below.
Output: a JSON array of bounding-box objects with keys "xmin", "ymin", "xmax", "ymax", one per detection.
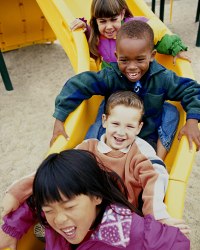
[
  {"xmin": 0, "ymin": 150, "xmax": 190, "ymax": 249},
  {"xmin": 1, "ymin": 91, "xmax": 190, "ymax": 236},
  {"xmin": 50, "ymin": 20, "xmax": 200, "ymax": 160},
  {"xmin": 70, "ymin": 0, "xmax": 190, "ymax": 65},
  {"xmin": 53, "ymin": 0, "xmax": 191, "ymax": 159}
]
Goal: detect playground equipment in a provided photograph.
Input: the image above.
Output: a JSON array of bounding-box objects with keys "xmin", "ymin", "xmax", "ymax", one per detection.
[
  {"xmin": 36, "ymin": 0, "xmax": 197, "ymax": 218},
  {"xmin": 0, "ymin": 0, "xmax": 56, "ymax": 90},
  {"xmin": 0, "ymin": 0, "xmax": 55, "ymax": 52}
]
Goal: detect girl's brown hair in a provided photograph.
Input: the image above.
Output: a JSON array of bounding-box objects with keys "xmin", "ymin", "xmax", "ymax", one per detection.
[{"xmin": 89, "ymin": 0, "xmax": 133, "ymax": 59}]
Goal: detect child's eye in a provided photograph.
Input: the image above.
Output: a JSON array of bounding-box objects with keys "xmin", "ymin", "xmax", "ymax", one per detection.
[
  {"xmin": 118, "ymin": 59, "xmax": 128, "ymax": 64},
  {"xmin": 98, "ymin": 20, "xmax": 106, "ymax": 24},
  {"xmin": 137, "ymin": 58, "xmax": 145, "ymax": 62},
  {"xmin": 63, "ymin": 204, "xmax": 76, "ymax": 210},
  {"xmin": 112, "ymin": 122, "xmax": 119, "ymax": 126},
  {"xmin": 111, "ymin": 17, "xmax": 118, "ymax": 21},
  {"xmin": 65, "ymin": 206, "xmax": 74, "ymax": 209},
  {"xmin": 127, "ymin": 125, "xmax": 134, "ymax": 129},
  {"xmin": 43, "ymin": 209, "xmax": 52, "ymax": 214}
]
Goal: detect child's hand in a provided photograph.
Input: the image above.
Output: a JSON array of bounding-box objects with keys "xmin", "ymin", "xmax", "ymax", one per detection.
[
  {"xmin": 178, "ymin": 119, "xmax": 200, "ymax": 151},
  {"xmin": 50, "ymin": 119, "xmax": 69, "ymax": 146},
  {"xmin": 173, "ymin": 51, "xmax": 191, "ymax": 65},
  {"xmin": 0, "ymin": 229, "xmax": 17, "ymax": 250},
  {"xmin": 70, "ymin": 18, "xmax": 87, "ymax": 32},
  {"xmin": 159, "ymin": 218, "xmax": 191, "ymax": 238},
  {"xmin": 1, "ymin": 193, "xmax": 20, "ymax": 217}
]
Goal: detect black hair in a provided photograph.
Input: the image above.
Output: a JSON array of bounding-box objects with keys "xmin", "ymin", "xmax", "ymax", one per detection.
[
  {"xmin": 32, "ymin": 149, "xmax": 142, "ymax": 224},
  {"xmin": 116, "ymin": 20, "xmax": 154, "ymax": 50}
]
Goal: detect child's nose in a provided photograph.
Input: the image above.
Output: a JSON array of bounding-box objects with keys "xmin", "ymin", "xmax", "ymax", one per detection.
[
  {"xmin": 54, "ymin": 213, "xmax": 68, "ymax": 226},
  {"xmin": 106, "ymin": 22, "xmax": 113, "ymax": 29},
  {"xmin": 117, "ymin": 127, "xmax": 125, "ymax": 136},
  {"xmin": 127, "ymin": 60, "xmax": 137, "ymax": 69}
]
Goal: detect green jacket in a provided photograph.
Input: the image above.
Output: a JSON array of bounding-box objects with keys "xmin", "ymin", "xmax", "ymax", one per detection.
[{"xmin": 54, "ymin": 61, "xmax": 200, "ymax": 139}]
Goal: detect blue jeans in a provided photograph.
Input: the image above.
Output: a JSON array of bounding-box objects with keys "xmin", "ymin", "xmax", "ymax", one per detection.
[
  {"xmin": 85, "ymin": 100, "xmax": 105, "ymax": 140},
  {"xmin": 85, "ymin": 100, "xmax": 179, "ymax": 151},
  {"xmin": 158, "ymin": 102, "xmax": 179, "ymax": 151}
]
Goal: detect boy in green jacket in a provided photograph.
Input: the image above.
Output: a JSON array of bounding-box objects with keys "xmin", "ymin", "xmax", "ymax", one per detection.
[{"xmin": 51, "ymin": 20, "xmax": 200, "ymax": 158}]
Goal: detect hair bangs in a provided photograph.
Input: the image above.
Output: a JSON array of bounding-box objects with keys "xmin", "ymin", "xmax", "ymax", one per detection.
[
  {"xmin": 93, "ymin": 0, "xmax": 122, "ymax": 18},
  {"xmin": 33, "ymin": 152, "xmax": 90, "ymax": 208}
]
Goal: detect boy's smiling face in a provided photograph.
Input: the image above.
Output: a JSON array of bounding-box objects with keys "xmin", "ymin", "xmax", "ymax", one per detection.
[
  {"xmin": 115, "ymin": 37, "xmax": 156, "ymax": 82},
  {"xmin": 102, "ymin": 104, "xmax": 143, "ymax": 150}
]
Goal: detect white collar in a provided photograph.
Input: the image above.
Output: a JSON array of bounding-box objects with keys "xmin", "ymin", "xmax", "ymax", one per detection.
[{"xmin": 97, "ymin": 134, "xmax": 131, "ymax": 154}]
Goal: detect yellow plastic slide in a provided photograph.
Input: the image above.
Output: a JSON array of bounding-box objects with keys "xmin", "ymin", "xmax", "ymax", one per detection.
[
  {"xmin": 36, "ymin": 0, "xmax": 197, "ymax": 218},
  {"xmin": 3, "ymin": 0, "xmax": 197, "ymax": 249}
]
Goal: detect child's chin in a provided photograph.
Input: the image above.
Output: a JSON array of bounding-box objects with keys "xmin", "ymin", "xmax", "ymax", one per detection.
[
  {"xmin": 112, "ymin": 144, "xmax": 124, "ymax": 150},
  {"xmin": 127, "ymin": 75, "xmax": 140, "ymax": 82}
]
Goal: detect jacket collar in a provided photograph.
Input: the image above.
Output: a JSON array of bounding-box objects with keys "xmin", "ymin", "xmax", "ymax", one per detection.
[
  {"xmin": 90, "ymin": 204, "xmax": 132, "ymax": 248},
  {"xmin": 148, "ymin": 60, "xmax": 166, "ymax": 77}
]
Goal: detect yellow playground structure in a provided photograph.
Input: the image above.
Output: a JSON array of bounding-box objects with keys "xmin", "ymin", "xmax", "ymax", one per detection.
[
  {"xmin": 0, "ymin": 0, "xmax": 198, "ymax": 249},
  {"xmin": 0, "ymin": 0, "xmax": 55, "ymax": 52}
]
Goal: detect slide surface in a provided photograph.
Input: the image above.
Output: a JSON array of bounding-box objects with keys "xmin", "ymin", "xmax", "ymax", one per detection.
[
  {"xmin": 3, "ymin": 1, "xmax": 197, "ymax": 249},
  {"xmin": 35, "ymin": 0, "xmax": 196, "ymax": 218}
]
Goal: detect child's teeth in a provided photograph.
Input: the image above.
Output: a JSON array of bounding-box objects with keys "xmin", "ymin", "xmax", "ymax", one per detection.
[
  {"xmin": 63, "ymin": 226, "xmax": 75, "ymax": 235},
  {"xmin": 115, "ymin": 137, "xmax": 124, "ymax": 142}
]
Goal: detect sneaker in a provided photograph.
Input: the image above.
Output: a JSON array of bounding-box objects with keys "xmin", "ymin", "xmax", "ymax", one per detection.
[{"xmin": 34, "ymin": 223, "xmax": 45, "ymax": 242}]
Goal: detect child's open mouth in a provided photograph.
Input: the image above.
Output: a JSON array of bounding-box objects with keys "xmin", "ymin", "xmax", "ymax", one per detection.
[
  {"xmin": 127, "ymin": 72, "xmax": 139, "ymax": 81},
  {"xmin": 62, "ymin": 226, "xmax": 76, "ymax": 240},
  {"xmin": 114, "ymin": 136, "xmax": 125, "ymax": 144},
  {"xmin": 105, "ymin": 30, "xmax": 115, "ymax": 37}
]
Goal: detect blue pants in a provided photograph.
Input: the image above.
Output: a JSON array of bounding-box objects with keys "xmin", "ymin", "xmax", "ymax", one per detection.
[
  {"xmin": 85, "ymin": 100, "xmax": 179, "ymax": 152},
  {"xmin": 158, "ymin": 102, "xmax": 180, "ymax": 151}
]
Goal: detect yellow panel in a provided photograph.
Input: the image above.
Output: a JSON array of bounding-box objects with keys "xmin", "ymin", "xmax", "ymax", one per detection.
[
  {"xmin": 35, "ymin": 0, "xmax": 91, "ymax": 73},
  {"xmin": 164, "ymin": 180, "xmax": 186, "ymax": 219},
  {"xmin": 0, "ymin": 0, "xmax": 56, "ymax": 51}
]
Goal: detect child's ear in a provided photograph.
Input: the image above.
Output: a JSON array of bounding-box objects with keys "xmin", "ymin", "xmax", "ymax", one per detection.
[
  {"xmin": 150, "ymin": 49, "xmax": 157, "ymax": 62},
  {"xmin": 102, "ymin": 114, "xmax": 107, "ymax": 128},
  {"xmin": 115, "ymin": 51, "xmax": 118, "ymax": 60},
  {"xmin": 94, "ymin": 196, "xmax": 102, "ymax": 205},
  {"xmin": 136, "ymin": 122, "xmax": 143, "ymax": 135}
]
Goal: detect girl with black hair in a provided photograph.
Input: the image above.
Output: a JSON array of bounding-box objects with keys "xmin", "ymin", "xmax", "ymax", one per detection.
[{"xmin": 0, "ymin": 149, "xmax": 189, "ymax": 249}]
